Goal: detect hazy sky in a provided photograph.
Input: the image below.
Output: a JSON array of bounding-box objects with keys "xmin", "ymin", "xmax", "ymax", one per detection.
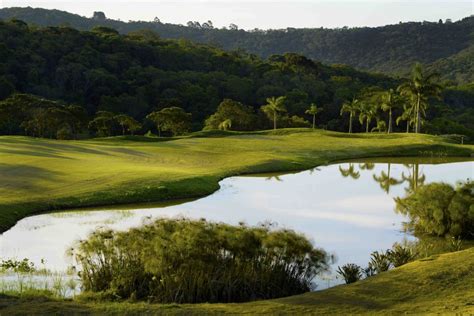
[{"xmin": 1, "ymin": 1, "xmax": 472, "ymax": 29}]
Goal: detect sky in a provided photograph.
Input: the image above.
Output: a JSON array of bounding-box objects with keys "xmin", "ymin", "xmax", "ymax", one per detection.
[{"xmin": 1, "ymin": 0, "xmax": 472, "ymax": 29}]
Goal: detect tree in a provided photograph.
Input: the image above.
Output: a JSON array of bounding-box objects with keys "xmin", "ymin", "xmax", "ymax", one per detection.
[
  {"xmin": 305, "ymin": 103, "xmax": 323, "ymax": 129},
  {"xmin": 372, "ymin": 163, "xmax": 403, "ymax": 194},
  {"xmin": 65, "ymin": 105, "xmax": 88, "ymax": 139},
  {"xmin": 397, "ymin": 63, "xmax": 441, "ymax": 133},
  {"xmin": 340, "ymin": 98, "xmax": 359, "ymax": 133},
  {"xmin": 115, "ymin": 114, "xmax": 141, "ymax": 135},
  {"xmin": 147, "ymin": 107, "xmax": 191, "ymax": 136},
  {"xmin": 379, "ymin": 89, "xmax": 401, "ymax": 133},
  {"xmin": 338, "ymin": 164, "xmax": 360, "ymax": 179},
  {"xmin": 395, "ymin": 181, "xmax": 474, "ymax": 238},
  {"xmin": 88, "ymin": 111, "xmax": 116, "ymax": 137},
  {"xmin": 218, "ymin": 119, "xmax": 232, "ymax": 131},
  {"xmin": 204, "ymin": 99, "xmax": 256, "ymax": 131},
  {"xmin": 261, "ymin": 96, "xmax": 286, "ymax": 130},
  {"xmin": 358, "ymin": 102, "xmax": 377, "ymax": 133},
  {"xmin": 92, "ymin": 11, "xmax": 106, "ymax": 21},
  {"xmin": 396, "ymin": 99, "xmax": 415, "ymax": 133}
]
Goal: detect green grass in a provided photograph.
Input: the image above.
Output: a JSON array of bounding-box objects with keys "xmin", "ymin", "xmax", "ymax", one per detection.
[
  {"xmin": 1, "ymin": 247, "xmax": 473, "ymax": 315},
  {"xmin": 0, "ymin": 128, "xmax": 473, "ymax": 233}
]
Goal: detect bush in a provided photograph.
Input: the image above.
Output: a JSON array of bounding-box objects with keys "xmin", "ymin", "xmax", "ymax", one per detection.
[
  {"xmin": 368, "ymin": 251, "xmax": 391, "ymax": 274},
  {"xmin": 387, "ymin": 244, "xmax": 416, "ymax": 267},
  {"xmin": 395, "ymin": 181, "xmax": 474, "ymax": 239},
  {"xmin": 71, "ymin": 218, "xmax": 330, "ymax": 303},
  {"xmin": 336, "ymin": 263, "xmax": 362, "ymax": 284}
]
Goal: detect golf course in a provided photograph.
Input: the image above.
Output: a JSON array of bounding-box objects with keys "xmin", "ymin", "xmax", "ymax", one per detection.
[{"xmin": 1, "ymin": 129, "xmax": 472, "ymax": 233}]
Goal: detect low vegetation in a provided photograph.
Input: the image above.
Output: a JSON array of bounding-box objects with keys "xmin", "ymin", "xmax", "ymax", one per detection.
[
  {"xmin": 396, "ymin": 180, "xmax": 474, "ymax": 239},
  {"xmin": 71, "ymin": 218, "xmax": 330, "ymax": 303},
  {"xmin": 1, "ymin": 247, "xmax": 473, "ymax": 314}
]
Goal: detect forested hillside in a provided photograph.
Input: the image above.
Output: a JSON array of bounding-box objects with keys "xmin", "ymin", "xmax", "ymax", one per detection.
[
  {"xmin": 0, "ymin": 19, "xmax": 472, "ymax": 139},
  {"xmin": 0, "ymin": 7, "xmax": 472, "ymax": 82},
  {"xmin": 0, "ymin": 19, "xmax": 395, "ymax": 130}
]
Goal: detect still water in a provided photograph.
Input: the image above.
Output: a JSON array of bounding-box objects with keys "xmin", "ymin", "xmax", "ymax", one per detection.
[{"xmin": 1, "ymin": 157, "xmax": 472, "ymax": 288}]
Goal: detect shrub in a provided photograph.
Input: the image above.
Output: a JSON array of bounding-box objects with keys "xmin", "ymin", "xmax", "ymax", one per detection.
[
  {"xmin": 336, "ymin": 263, "xmax": 362, "ymax": 284},
  {"xmin": 368, "ymin": 251, "xmax": 391, "ymax": 274},
  {"xmin": 395, "ymin": 181, "xmax": 474, "ymax": 239},
  {"xmin": 387, "ymin": 244, "xmax": 416, "ymax": 267},
  {"xmin": 71, "ymin": 218, "xmax": 330, "ymax": 303}
]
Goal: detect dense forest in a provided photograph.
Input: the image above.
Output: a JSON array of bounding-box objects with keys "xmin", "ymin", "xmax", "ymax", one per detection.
[
  {"xmin": 0, "ymin": 7, "xmax": 473, "ymax": 83},
  {"xmin": 0, "ymin": 19, "xmax": 472, "ymax": 140}
]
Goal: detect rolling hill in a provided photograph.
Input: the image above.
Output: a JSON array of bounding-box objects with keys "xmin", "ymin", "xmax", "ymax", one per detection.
[{"xmin": 0, "ymin": 7, "xmax": 472, "ymax": 82}]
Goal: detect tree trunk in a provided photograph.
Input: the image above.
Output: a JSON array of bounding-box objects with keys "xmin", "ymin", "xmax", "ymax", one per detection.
[
  {"xmin": 273, "ymin": 111, "xmax": 277, "ymax": 130},
  {"xmin": 406, "ymin": 120, "xmax": 410, "ymax": 133},
  {"xmin": 415, "ymin": 93, "xmax": 421, "ymax": 133},
  {"xmin": 122, "ymin": 125, "xmax": 125, "ymax": 136},
  {"xmin": 366, "ymin": 119, "xmax": 369, "ymax": 133},
  {"xmin": 349, "ymin": 113, "xmax": 353, "ymax": 133},
  {"xmin": 388, "ymin": 109, "xmax": 392, "ymax": 134},
  {"xmin": 312, "ymin": 115, "xmax": 315, "ymax": 129}
]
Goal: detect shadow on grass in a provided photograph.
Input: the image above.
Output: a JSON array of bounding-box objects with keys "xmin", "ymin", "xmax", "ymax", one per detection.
[{"xmin": 0, "ymin": 163, "xmax": 63, "ymax": 190}]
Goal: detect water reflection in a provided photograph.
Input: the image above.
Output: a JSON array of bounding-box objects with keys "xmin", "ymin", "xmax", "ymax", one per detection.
[
  {"xmin": 338, "ymin": 161, "xmax": 447, "ymax": 195},
  {"xmin": 372, "ymin": 164, "xmax": 403, "ymax": 194},
  {"xmin": 0, "ymin": 158, "xmax": 472, "ymax": 288}
]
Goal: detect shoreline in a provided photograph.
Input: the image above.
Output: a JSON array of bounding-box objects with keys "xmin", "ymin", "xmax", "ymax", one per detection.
[{"xmin": 1, "ymin": 130, "xmax": 473, "ymax": 234}]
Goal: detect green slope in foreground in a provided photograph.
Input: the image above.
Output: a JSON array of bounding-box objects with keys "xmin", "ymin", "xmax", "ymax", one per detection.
[
  {"xmin": 0, "ymin": 129, "xmax": 473, "ymax": 233},
  {"xmin": 1, "ymin": 247, "xmax": 473, "ymax": 315}
]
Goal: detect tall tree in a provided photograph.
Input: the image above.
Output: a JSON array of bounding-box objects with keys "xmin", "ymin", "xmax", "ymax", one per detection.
[
  {"xmin": 88, "ymin": 111, "xmax": 116, "ymax": 137},
  {"xmin": 338, "ymin": 164, "xmax": 360, "ymax": 179},
  {"xmin": 358, "ymin": 102, "xmax": 377, "ymax": 133},
  {"xmin": 218, "ymin": 119, "xmax": 232, "ymax": 131},
  {"xmin": 115, "ymin": 114, "xmax": 141, "ymax": 136},
  {"xmin": 397, "ymin": 63, "xmax": 441, "ymax": 133},
  {"xmin": 396, "ymin": 101, "xmax": 414, "ymax": 133},
  {"xmin": 340, "ymin": 98, "xmax": 359, "ymax": 133},
  {"xmin": 379, "ymin": 89, "xmax": 401, "ymax": 134},
  {"xmin": 147, "ymin": 107, "xmax": 191, "ymax": 136},
  {"xmin": 305, "ymin": 103, "xmax": 323, "ymax": 129},
  {"xmin": 261, "ymin": 96, "xmax": 286, "ymax": 130},
  {"xmin": 372, "ymin": 163, "xmax": 403, "ymax": 194}
]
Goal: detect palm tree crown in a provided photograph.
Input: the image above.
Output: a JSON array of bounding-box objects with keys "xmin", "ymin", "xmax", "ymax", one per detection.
[
  {"xmin": 397, "ymin": 63, "xmax": 441, "ymax": 133},
  {"xmin": 340, "ymin": 98, "xmax": 359, "ymax": 133},
  {"xmin": 305, "ymin": 103, "xmax": 323, "ymax": 129},
  {"xmin": 261, "ymin": 96, "xmax": 286, "ymax": 130}
]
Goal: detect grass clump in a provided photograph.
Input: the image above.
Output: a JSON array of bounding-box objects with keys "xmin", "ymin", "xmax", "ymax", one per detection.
[{"xmin": 70, "ymin": 218, "xmax": 330, "ymax": 303}]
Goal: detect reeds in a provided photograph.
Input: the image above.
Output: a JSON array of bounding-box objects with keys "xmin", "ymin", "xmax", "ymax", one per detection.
[{"xmin": 70, "ymin": 218, "xmax": 330, "ymax": 303}]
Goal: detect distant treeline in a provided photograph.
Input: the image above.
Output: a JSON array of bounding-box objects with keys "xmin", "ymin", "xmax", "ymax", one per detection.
[
  {"xmin": 0, "ymin": 20, "xmax": 473, "ymax": 139},
  {"xmin": 0, "ymin": 7, "xmax": 473, "ymax": 82}
]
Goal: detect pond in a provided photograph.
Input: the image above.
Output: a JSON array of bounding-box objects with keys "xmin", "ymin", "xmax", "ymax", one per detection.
[{"xmin": 1, "ymin": 157, "xmax": 473, "ymax": 290}]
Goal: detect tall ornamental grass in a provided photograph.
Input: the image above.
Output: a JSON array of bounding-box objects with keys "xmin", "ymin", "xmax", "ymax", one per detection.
[{"xmin": 71, "ymin": 218, "xmax": 329, "ymax": 303}]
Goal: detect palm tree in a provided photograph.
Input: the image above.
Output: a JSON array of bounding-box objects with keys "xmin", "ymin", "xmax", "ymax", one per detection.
[
  {"xmin": 372, "ymin": 163, "xmax": 403, "ymax": 194},
  {"xmin": 397, "ymin": 63, "xmax": 441, "ymax": 133},
  {"xmin": 359, "ymin": 162, "xmax": 375, "ymax": 170},
  {"xmin": 261, "ymin": 96, "xmax": 286, "ymax": 130},
  {"xmin": 305, "ymin": 103, "xmax": 323, "ymax": 129},
  {"xmin": 380, "ymin": 89, "xmax": 400, "ymax": 134},
  {"xmin": 340, "ymin": 98, "xmax": 359, "ymax": 133},
  {"xmin": 218, "ymin": 119, "xmax": 232, "ymax": 131},
  {"xmin": 401, "ymin": 164, "xmax": 426, "ymax": 192},
  {"xmin": 358, "ymin": 102, "xmax": 377, "ymax": 133},
  {"xmin": 339, "ymin": 164, "xmax": 360, "ymax": 179},
  {"xmin": 396, "ymin": 101, "xmax": 415, "ymax": 133}
]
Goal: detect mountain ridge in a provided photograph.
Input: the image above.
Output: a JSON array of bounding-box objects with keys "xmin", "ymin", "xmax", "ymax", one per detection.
[{"xmin": 1, "ymin": 7, "xmax": 473, "ymax": 82}]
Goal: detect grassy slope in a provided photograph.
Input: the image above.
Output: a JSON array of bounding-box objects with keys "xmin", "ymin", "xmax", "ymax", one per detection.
[
  {"xmin": 0, "ymin": 129, "xmax": 473, "ymax": 233},
  {"xmin": 1, "ymin": 247, "xmax": 473, "ymax": 315}
]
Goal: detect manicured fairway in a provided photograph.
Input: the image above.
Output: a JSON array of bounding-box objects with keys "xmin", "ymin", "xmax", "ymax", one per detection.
[
  {"xmin": 0, "ymin": 129, "xmax": 473, "ymax": 233},
  {"xmin": 1, "ymin": 247, "xmax": 473, "ymax": 315}
]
